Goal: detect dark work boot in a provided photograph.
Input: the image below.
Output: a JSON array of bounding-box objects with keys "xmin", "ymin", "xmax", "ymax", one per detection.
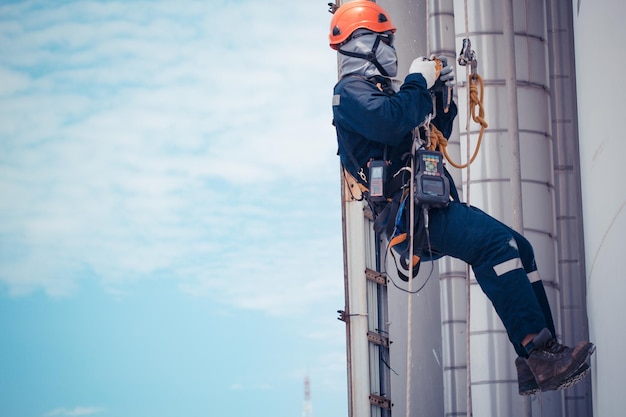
[
  {"xmin": 516, "ymin": 356, "xmax": 591, "ymax": 396},
  {"xmin": 516, "ymin": 356, "xmax": 541, "ymax": 395},
  {"xmin": 524, "ymin": 328, "xmax": 595, "ymax": 392}
]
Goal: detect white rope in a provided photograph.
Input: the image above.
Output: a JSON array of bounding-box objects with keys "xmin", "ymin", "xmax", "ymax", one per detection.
[
  {"xmin": 405, "ymin": 132, "xmax": 416, "ymax": 417},
  {"xmin": 462, "ymin": 0, "xmax": 473, "ymax": 416}
]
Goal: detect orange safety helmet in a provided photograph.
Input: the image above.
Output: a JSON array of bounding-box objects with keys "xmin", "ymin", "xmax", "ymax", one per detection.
[{"xmin": 329, "ymin": 1, "xmax": 396, "ymax": 50}]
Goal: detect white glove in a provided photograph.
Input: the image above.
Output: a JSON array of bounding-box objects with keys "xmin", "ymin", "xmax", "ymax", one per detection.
[{"xmin": 409, "ymin": 57, "xmax": 438, "ymax": 89}]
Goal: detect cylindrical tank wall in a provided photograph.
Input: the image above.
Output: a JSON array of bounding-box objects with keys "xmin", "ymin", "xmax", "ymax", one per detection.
[
  {"xmin": 546, "ymin": 0, "xmax": 592, "ymax": 415},
  {"xmin": 427, "ymin": 1, "xmax": 471, "ymax": 416},
  {"xmin": 452, "ymin": 0, "xmax": 562, "ymax": 415},
  {"xmin": 572, "ymin": 1, "xmax": 626, "ymax": 416}
]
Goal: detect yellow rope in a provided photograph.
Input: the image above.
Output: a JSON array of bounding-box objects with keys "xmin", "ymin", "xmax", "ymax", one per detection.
[{"xmin": 428, "ymin": 73, "xmax": 488, "ymax": 169}]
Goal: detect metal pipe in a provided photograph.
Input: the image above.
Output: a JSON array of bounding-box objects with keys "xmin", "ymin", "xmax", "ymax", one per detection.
[
  {"xmin": 341, "ymin": 190, "xmax": 370, "ymax": 417},
  {"xmin": 335, "ymin": 3, "xmax": 371, "ymax": 416},
  {"xmin": 426, "ymin": 1, "xmax": 470, "ymax": 416},
  {"xmin": 503, "ymin": 0, "xmax": 524, "ymax": 232},
  {"xmin": 501, "ymin": 4, "xmax": 532, "ymax": 417}
]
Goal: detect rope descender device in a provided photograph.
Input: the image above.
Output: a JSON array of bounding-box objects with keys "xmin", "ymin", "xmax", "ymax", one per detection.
[
  {"xmin": 427, "ymin": 38, "xmax": 488, "ymax": 170},
  {"xmin": 458, "ymin": 38, "xmax": 478, "ymax": 76}
]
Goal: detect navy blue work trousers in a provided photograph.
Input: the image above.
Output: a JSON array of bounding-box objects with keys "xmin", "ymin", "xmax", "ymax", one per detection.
[{"xmin": 424, "ymin": 201, "xmax": 555, "ymax": 357}]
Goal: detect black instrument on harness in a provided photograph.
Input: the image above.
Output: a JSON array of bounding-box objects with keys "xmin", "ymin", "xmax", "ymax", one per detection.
[{"xmin": 414, "ymin": 149, "xmax": 450, "ymax": 208}]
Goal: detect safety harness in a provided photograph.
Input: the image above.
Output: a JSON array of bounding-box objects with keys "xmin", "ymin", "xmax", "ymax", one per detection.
[
  {"xmin": 335, "ymin": 74, "xmax": 460, "ymax": 281},
  {"xmin": 334, "ymin": 74, "xmax": 411, "ymax": 235},
  {"xmin": 337, "ymin": 125, "xmax": 409, "ymax": 237},
  {"xmin": 391, "ymin": 126, "xmax": 465, "ymax": 280}
]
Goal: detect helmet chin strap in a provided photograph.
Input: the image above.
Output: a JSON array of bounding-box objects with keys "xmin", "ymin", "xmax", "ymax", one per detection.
[{"xmin": 338, "ymin": 35, "xmax": 391, "ymax": 77}]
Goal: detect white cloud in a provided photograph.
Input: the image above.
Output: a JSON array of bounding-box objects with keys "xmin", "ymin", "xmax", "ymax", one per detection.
[
  {"xmin": 0, "ymin": 0, "xmax": 344, "ymax": 317},
  {"xmin": 0, "ymin": 67, "xmax": 31, "ymax": 95}
]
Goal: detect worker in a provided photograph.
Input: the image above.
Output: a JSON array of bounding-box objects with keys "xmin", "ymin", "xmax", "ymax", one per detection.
[{"xmin": 328, "ymin": 0, "xmax": 594, "ymax": 395}]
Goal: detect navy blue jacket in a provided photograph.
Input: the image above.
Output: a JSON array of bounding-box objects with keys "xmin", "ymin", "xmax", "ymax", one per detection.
[{"xmin": 332, "ymin": 72, "xmax": 457, "ymax": 184}]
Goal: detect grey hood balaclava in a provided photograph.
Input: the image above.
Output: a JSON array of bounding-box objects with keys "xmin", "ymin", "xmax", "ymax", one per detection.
[{"xmin": 338, "ymin": 29, "xmax": 398, "ymax": 79}]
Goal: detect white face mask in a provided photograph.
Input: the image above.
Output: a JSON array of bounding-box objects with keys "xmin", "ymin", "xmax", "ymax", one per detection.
[{"xmin": 337, "ymin": 30, "xmax": 398, "ymax": 78}]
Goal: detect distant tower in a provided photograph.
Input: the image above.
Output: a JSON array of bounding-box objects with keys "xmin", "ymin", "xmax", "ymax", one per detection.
[{"xmin": 302, "ymin": 375, "xmax": 313, "ymax": 417}]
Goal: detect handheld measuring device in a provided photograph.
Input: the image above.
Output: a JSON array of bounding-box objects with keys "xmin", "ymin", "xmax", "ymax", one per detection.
[
  {"xmin": 415, "ymin": 149, "xmax": 450, "ymax": 208},
  {"xmin": 368, "ymin": 159, "xmax": 387, "ymax": 202}
]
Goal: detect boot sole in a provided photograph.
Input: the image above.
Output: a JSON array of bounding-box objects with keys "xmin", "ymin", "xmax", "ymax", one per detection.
[
  {"xmin": 537, "ymin": 343, "xmax": 595, "ymax": 392},
  {"xmin": 520, "ymin": 362, "xmax": 591, "ymax": 396},
  {"xmin": 521, "ymin": 344, "xmax": 595, "ymax": 395},
  {"xmin": 547, "ymin": 363, "xmax": 591, "ymax": 392}
]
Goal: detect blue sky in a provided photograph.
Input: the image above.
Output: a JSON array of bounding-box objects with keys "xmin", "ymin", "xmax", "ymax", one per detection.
[{"xmin": 0, "ymin": 1, "xmax": 346, "ymax": 416}]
